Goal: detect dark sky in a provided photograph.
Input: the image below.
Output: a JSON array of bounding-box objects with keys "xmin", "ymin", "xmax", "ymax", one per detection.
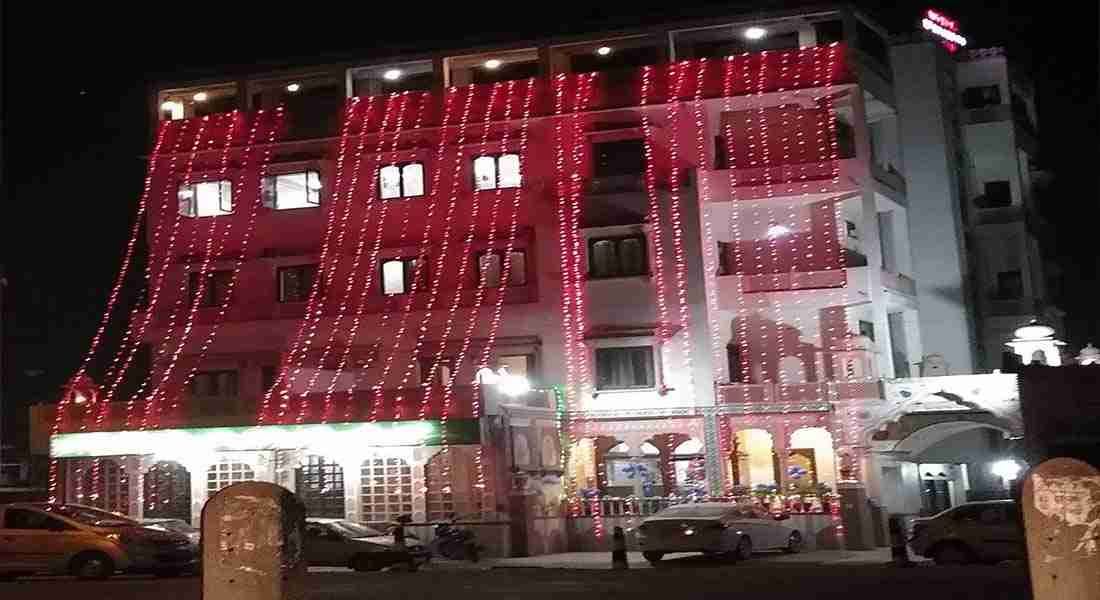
[{"xmin": 1, "ymin": 2, "xmax": 1097, "ymax": 448}]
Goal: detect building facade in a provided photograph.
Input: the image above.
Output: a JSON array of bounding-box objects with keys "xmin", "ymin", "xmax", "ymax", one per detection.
[{"xmin": 47, "ymin": 6, "xmax": 1037, "ymax": 554}]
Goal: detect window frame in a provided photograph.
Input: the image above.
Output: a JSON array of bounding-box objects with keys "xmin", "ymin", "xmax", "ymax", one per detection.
[
  {"xmin": 472, "ymin": 152, "xmax": 522, "ymax": 191},
  {"xmin": 189, "ymin": 369, "xmax": 240, "ymax": 398},
  {"xmin": 188, "ymin": 269, "xmax": 234, "ymax": 308},
  {"xmin": 178, "ymin": 179, "xmax": 234, "ymax": 217},
  {"xmin": 261, "ymin": 170, "xmax": 323, "ymax": 210},
  {"xmin": 379, "ymin": 161, "xmax": 426, "ymax": 200},
  {"xmin": 277, "ymin": 264, "xmax": 320, "ymax": 303},
  {"xmin": 475, "ymin": 248, "xmax": 528, "ymax": 288},
  {"xmin": 380, "ymin": 256, "xmax": 427, "ymax": 296},
  {"xmin": 417, "ymin": 356, "xmax": 457, "ymax": 386},
  {"xmin": 587, "ymin": 234, "xmax": 649, "ymax": 279},
  {"xmin": 594, "ymin": 345, "xmax": 657, "ymax": 391}
]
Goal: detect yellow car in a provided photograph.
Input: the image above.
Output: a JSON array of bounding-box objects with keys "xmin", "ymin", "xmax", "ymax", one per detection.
[{"xmin": 0, "ymin": 503, "xmax": 198, "ymax": 580}]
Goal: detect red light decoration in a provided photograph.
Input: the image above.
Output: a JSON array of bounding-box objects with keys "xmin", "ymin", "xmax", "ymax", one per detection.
[
  {"xmin": 922, "ymin": 8, "xmax": 967, "ymax": 52},
  {"xmin": 297, "ymin": 91, "xmax": 421, "ymax": 425},
  {"xmin": 639, "ymin": 66, "xmax": 672, "ymax": 346}
]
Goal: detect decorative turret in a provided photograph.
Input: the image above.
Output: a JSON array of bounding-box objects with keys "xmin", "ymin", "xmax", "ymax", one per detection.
[{"xmin": 1006, "ymin": 319, "xmax": 1065, "ymax": 366}]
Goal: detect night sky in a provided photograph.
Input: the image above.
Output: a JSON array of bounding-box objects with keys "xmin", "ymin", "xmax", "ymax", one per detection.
[{"xmin": 1, "ymin": 2, "xmax": 1096, "ymax": 451}]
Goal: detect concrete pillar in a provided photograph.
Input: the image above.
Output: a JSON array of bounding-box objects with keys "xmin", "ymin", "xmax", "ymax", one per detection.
[
  {"xmin": 702, "ymin": 409, "xmax": 725, "ymax": 496},
  {"xmin": 837, "ymin": 480, "xmax": 875, "ymax": 551}
]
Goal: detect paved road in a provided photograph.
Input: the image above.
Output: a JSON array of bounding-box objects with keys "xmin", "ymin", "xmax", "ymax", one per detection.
[{"xmin": 0, "ymin": 560, "xmax": 1031, "ymax": 600}]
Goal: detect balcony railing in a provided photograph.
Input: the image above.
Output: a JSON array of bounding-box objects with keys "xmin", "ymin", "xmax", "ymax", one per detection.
[{"xmin": 717, "ymin": 380, "xmax": 880, "ymax": 404}]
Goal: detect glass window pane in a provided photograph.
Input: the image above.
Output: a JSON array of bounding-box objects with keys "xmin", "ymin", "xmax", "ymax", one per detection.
[
  {"xmin": 498, "ymin": 154, "xmax": 521, "ymax": 188},
  {"xmin": 194, "ymin": 181, "xmax": 232, "ymax": 217},
  {"xmin": 401, "ymin": 163, "xmax": 425, "ymax": 197},
  {"xmin": 507, "ymin": 251, "xmax": 527, "ymax": 286},
  {"xmin": 474, "ymin": 156, "xmax": 497, "ymax": 191},
  {"xmin": 306, "ymin": 171, "xmax": 322, "ymax": 204},
  {"xmin": 591, "ymin": 240, "xmax": 617, "ymax": 278},
  {"xmin": 382, "ymin": 260, "xmax": 406, "ymax": 295},
  {"xmin": 480, "ymin": 252, "xmax": 502, "ymax": 288},
  {"xmin": 380, "ymin": 165, "xmax": 402, "ymax": 199},
  {"xmin": 273, "ymin": 172, "xmax": 312, "ymax": 210},
  {"xmin": 178, "ymin": 184, "xmax": 197, "ymax": 216},
  {"xmin": 619, "ymin": 238, "xmax": 645, "ymax": 276}
]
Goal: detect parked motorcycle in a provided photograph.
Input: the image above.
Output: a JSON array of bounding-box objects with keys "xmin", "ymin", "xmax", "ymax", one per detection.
[{"xmin": 430, "ymin": 518, "xmax": 481, "ymax": 562}]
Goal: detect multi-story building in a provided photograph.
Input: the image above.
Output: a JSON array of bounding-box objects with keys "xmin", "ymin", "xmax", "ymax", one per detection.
[
  {"xmin": 893, "ymin": 34, "xmax": 1062, "ymax": 372},
  {"xmin": 48, "ymin": 5, "xmax": 1037, "ymax": 554}
]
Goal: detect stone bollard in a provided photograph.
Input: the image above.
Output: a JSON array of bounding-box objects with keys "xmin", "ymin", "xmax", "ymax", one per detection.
[
  {"xmin": 611, "ymin": 526, "xmax": 629, "ymax": 570},
  {"xmin": 887, "ymin": 515, "xmax": 912, "ymax": 567},
  {"xmin": 202, "ymin": 481, "xmax": 306, "ymax": 600}
]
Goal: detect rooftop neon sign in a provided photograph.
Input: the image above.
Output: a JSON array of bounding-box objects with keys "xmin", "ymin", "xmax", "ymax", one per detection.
[{"xmin": 922, "ymin": 8, "xmax": 967, "ymax": 52}]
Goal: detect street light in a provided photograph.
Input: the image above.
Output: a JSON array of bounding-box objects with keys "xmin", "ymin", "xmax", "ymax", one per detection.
[{"xmin": 991, "ymin": 459, "xmax": 1022, "ymax": 484}]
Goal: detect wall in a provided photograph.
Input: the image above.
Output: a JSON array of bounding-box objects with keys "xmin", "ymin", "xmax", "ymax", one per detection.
[{"xmin": 891, "ymin": 41, "xmax": 976, "ymax": 373}]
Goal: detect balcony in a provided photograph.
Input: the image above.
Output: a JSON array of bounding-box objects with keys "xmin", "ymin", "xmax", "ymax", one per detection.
[
  {"xmin": 698, "ymin": 159, "xmax": 862, "ymax": 206},
  {"xmin": 54, "ymin": 385, "xmax": 482, "ymax": 433},
  {"xmin": 716, "ymin": 380, "xmax": 881, "ymax": 405}
]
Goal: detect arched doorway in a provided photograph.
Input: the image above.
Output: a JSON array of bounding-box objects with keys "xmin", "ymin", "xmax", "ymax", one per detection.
[
  {"xmin": 143, "ymin": 461, "xmax": 191, "ymax": 521},
  {"xmin": 671, "ymin": 439, "xmax": 707, "ymax": 496},
  {"xmin": 729, "ymin": 429, "xmax": 777, "ymax": 490},
  {"xmin": 296, "ymin": 455, "xmax": 346, "ymax": 518},
  {"xmin": 423, "ymin": 449, "xmax": 480, "ymax": 521},
  {"xmin": 787, "ymin": 427, "xmax": 836, "ymax": 512},
  {"xmin": 359, "ymin": 455, "xmax": 413, "ymax": 526}
]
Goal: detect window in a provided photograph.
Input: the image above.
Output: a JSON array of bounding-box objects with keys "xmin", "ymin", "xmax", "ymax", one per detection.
[
  {"xmin": 189, "ymin": 270, "xmax": 233, "ymax": 307},
  {"xmin": 143, "ymin": 461, "xmax": 192, "ymax": 521},
  {"xmin": 595, "ymin": 346, "xmax": 655, "ymax": 390},
  {"xmin": 179, "ymin": 180, "xmax": 233, "ymax": 217},
  {"xmin": 477, "ymin": 249, "xmax": 527, "ymax": 287},
  {"xmin": 278, "ymin": 264, "xmax": 318, "ymax": 303},
  {"xmin": 588, "ymin": 235, "xmax": 647, "ymax": 278},
  {"xmin": 858, "ymin": 320, "xmax": 876, "ymax": 342},
  {"xmin": 3, "ymin": 508, "xmax": 72, "ymax": 531},
  {"xmin": 190, "ymin": 370, "xmax": 239, "ymax": 397},
  {"xmin": 963, "ymin": 85, "xmax": 1002, "ymax": 109},
  {"xmin": 473, "ymin": 153, "xmax": 521, "ymax": 190},
  {"xmin": 359, "ymin": 457, "xmax": 413, "ymax": 525},
  {"xmin": 593, "ymin": 139, "xmax": 645, "ymax": 178},
  {"xmin": 997, "ymin": 270, "xmax": 1023, "ymax": 299},
  {"xmin": 418, "ymin": 356, "xmax": 456, "ymax": 385},
  {"xmin": 381, "ymin": 257, "xmax": 426, "ymax": 295},
  {"xmin": 498, "ymin": 354, "xmax": 533, "ymax": 381},
  {"xmin": 296, "ymin": 455, "xmax": 346, "ymax": 518},
  {"xmin": 379, "ymin": 162, "xmax": 425, "ymax": 199},
  {"xmin": 977, "ymin": 180, "xmax": 1012, "ymax": 209},
  {"xmin": 207, "ymin": 460, "xmax": 255, "ymax": 499},
  {"xmin": 262, "ymin": 171, "xmax": 322, "ymax": 209}
]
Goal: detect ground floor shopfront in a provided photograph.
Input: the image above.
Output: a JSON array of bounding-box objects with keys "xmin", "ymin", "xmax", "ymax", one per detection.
[{"xmin": 46, "ymin": 373, "xmax": 1024, "ymax": 556}]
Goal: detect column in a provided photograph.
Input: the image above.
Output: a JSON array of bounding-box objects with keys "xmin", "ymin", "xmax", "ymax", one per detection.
[{"xmin": 702, "ymin": 410, "xmax": 725, "ymax": 496}]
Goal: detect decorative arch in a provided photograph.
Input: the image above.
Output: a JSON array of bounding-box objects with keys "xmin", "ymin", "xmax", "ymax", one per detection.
[
  {"xmin": 787, "ymin": 427, "xmax": 837, "ymax": 492},
  {"xmin": 143, "ymin": 460, "xmax": 191, "ymax": 521},
  {"xmin": 295, "ymin": 455, "xmax": 346, "ymax": 518},
  {"xmin": 423, "ymin": 448, "xmax": 480, "ymax": 521},
  {"xmin": 729, "ymin": 429, "xmax": 777, "ymax": 490},
  {"xmin": 889, "ymin": 420, "xmax": 1013, "ymax": 457}
]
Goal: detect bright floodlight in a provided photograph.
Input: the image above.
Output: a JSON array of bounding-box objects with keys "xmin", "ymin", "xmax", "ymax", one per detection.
[
  {"xmin": 484, "ymin": 59, "xmax": 502, "ymax": 69},
  {"xmin": 596, "ymin": 46, "xmax": 613, "ymax": 56},
  {"xmin": 383, "ymin": 69, "xmax": 403, "ymax": 81},
  {"xmin": 991, "ymin": 459, "xmax": 1021, "ymax": 481},
  {"xmin": 286, "ymin": 82, "xmax": 301, "ymax": 92},
  {"xmin": 744, "ymin": 26, "xmax": 768, "ymax": 40},
  {"xmin": 192, "ymin": 92, "xmax": 208, "ymax": 102},
  {"xmin": 497, "ymin": 374, "xmax": 531, "ymax": 397},
  {"xmin": 766, "ymin": 223, "xmax": 790, "ymax": 238}
]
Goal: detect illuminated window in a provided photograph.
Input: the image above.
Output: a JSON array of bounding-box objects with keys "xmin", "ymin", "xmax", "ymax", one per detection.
[
  {"xmin": 588, "ymin": 235, "xmax": 647, "ymax": 278},
  {"xmin": 206, "ymin": 460, "xmax": 255, "ymax": 499},
  {"xmin": 379, "ymin": 162, "xmax": 425, "ymax": 199},
  {"xmin": 278, "ymin": 264, "xmax": 319, "ymax": 303},
  {"xmin": 262, "ymin": 171, "xmax": 321, "ymax": 209},
  {"xmin": 595, "ymin": 346, "xmax": 655, "ymax": 390},
  {"xmin": 359, "ymin": 457, "xmax": 413, "ymax": 525},
  {"xmin": 189, "ymin": 270, "xmax": 233, "ymax": 307},
  {"xmin": 381, "ymin": 257, "xmax": 426, "ymax": 295},
  {"xmin": 477, "ymin": 249, "xmax": 527, "ymax": 287},
  {"xmin": 179, "ymin": 180, "xmax": 233, "ymax": 217},
  {"xmin": 473, "ymin": 153, "xmax": 521, "ymax": 190}
]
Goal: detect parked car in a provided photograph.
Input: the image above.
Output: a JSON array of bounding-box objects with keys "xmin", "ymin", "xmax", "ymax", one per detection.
[
  {"xmin": 635, "ymin": 502, "xmax": 803, "ymax": 564},
  {"xmin": 142, "ymin": 518, "xmax": 201, "ymax": 545},
  {"xmin": 304, "ymin": 519, "xmax": 430, "ymax": 572},
  {"xmin": 908, "ymin": 499, "xmax": 1025, "ymax": 565},
  {"xmin": 0, "ymin": 503, "xmax": 198, "ymax": 580}
]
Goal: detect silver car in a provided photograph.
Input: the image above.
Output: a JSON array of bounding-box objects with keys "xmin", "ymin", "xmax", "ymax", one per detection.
[
  {"xmin": 142, "ymin": 518, "xmax": 201, "ymax": 545},
  {"xmin": 909, "ymin": 499, "xmax": 1025, "ymax": 565},
  {"xmin": 304, "ymin": 519, "xmax": 430, "ymax": 572},
  {"xmin": 636, "ymin": 502, "xmax": 803, "ymax": 564}
]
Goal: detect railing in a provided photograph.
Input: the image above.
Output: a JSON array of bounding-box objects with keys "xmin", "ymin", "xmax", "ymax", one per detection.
[
  {"xmin": 576, "ymin": 495, "xmax": 838, "ymax": 517},
  {"xmin": 717, "ymin": 380, "xmax": 880, "ymax": 404}
]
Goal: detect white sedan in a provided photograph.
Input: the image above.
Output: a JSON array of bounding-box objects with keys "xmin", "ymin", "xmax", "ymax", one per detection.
[{"xmin": 635, "ymin": 503, "xmax": 802, "ymax": 564}]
